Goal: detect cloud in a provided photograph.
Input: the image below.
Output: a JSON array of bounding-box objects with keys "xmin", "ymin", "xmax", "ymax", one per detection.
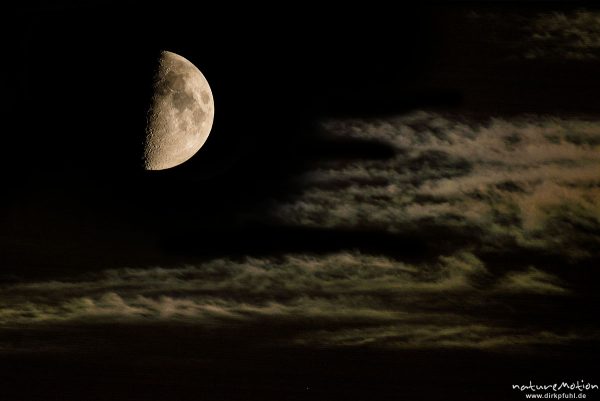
[
  {"xmin": 0, "ymin": 251, "xmax": 584, "ymax": 351},
  {"xmin": 272, "ymin": 112, "xmax": 600, "ymax": 260},
  {"xmin": 466, "ymin": 9, "xmax": 600, "ymax": 61},
  {"xmin": 526, "ymin": 10, "xmax": 600, "ymax": 60},
  {"xmin": 295, "ymin": 325, "xmax": 583, "ymax": 349},
  {"xmin": 495, "ymin": 267, "xmax": 568, "ymax": 295}
]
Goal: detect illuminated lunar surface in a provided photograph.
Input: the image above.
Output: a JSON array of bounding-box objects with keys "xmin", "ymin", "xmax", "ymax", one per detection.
[{"xmin": 143, "ymin": 51, "xmax": 214, "ymax": 170}]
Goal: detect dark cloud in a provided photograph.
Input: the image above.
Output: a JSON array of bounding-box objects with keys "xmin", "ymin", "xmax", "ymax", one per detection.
[
  {"xmin": 527, "ymin": 10, "xmax": 600, "ymax": 60},
  {"xmin": 466, "ymin": 9, "xmax": 600, "ymax": 61}
]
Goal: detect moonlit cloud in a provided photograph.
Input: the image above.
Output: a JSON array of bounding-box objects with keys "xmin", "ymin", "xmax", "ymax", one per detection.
[
  {"xmin": 467, "ymin": 9, "xmax": 600, "ymax": 61},
  {"xmin": 495, "ymin": 267, "xmax": 568, "ymax": 295},
  {"xmin": 295, "ymin": 324, "xmax": 583, "ymax": 349},
  {"xmin": 273, "ymin": 112, "xmax": 600, "ymax": 260},
  {"xmin": 0, "ymin": 251, "xmax": 585, "ymax": 351},
  {"xmin": 527, "ymin": 10, "xmax": 600, "ymax": 60}
]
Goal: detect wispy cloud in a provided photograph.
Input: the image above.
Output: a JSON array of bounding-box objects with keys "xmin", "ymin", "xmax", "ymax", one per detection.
[
  {"xmin": 527, "ymin": 10, "xmax": 600, "ymax": 60},
  {"xmin": 273, "ymin": 112, "xmax": 600, "ymax": 260},
  {"xmin": 495, "ymin": 267, "xmax": 568, "ymax": 295},
  {"xmin": 0, "ymin": 251, "xmax": 581, "ymax": 351},
  {"xmin": 295, "ymin": 324, "xmax": 583, "ymax": 349},
  {"xmin": 467, "ymin": 9, "xmax": 600, "ymax": 61}
]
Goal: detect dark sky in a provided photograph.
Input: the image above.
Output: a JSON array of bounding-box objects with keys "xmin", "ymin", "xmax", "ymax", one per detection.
[
  {"xmin": 3, "ymin": 3, "xmax": 443, "ymax": 272},
  {"xmin": 1, "ymin": 3, "xmax": 600, "ymax": 401}
]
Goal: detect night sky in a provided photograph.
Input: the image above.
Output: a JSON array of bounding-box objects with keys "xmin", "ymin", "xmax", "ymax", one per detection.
[{"xmin": 2, "ymin": 3, "xmax": 600, "ymax": 400}]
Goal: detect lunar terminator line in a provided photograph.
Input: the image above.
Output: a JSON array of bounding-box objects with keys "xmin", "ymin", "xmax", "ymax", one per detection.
[{"xmin": 143, "ymin": 50, "xmax": 214, "ymax": 170}]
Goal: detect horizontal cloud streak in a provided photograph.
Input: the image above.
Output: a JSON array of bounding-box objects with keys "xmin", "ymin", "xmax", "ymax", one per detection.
[
  {"xmin": 0, "ymin": 252, "xmax": 584, "ymax": 351},
  {"xmin": 295, "ymin": 325, "xmax": 584, "ymax": 349},
  {"xmin": 467, "ymin": 9, "xmax": 600, "ymax": 61}
]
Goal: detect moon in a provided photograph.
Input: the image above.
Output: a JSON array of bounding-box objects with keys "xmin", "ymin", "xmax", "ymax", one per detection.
[{"xmin": 143, "ymin": 50, "xmax": 214, "ymax": 170}]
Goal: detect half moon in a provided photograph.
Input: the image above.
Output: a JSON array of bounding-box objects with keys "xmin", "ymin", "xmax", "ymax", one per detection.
[{"xmin": 143, "ymin": 51, "xmax": 215, "ymax": 170}]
